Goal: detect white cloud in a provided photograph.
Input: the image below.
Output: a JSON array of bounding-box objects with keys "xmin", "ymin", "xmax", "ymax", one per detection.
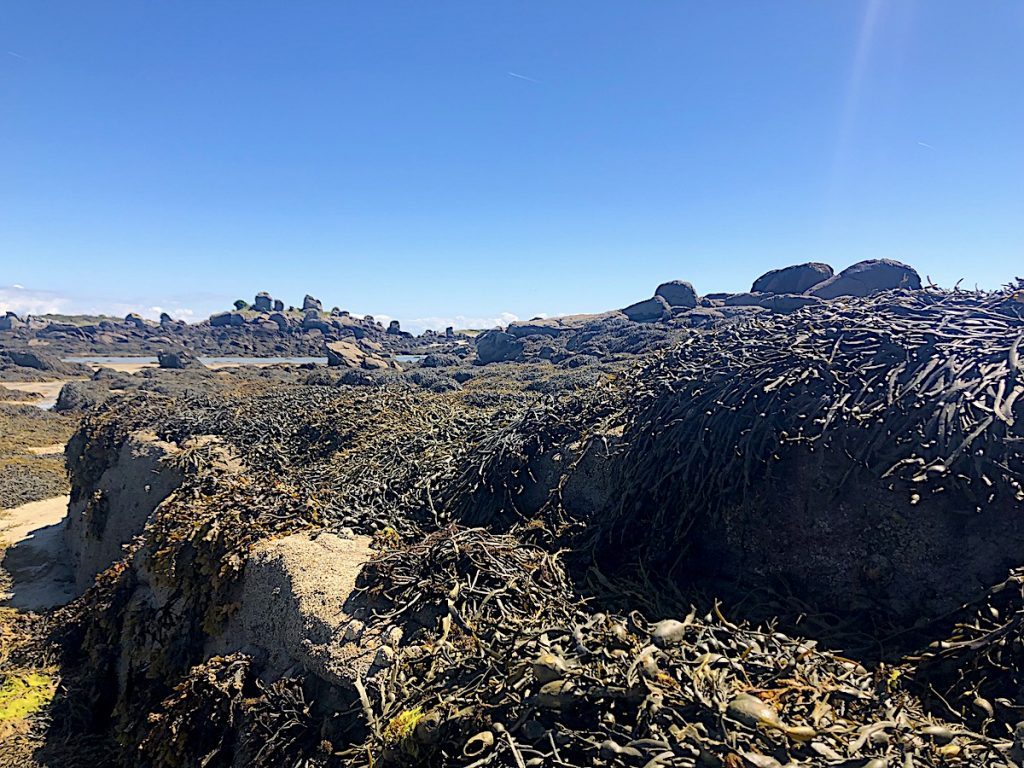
[
  {"xmin": 374, "ymin": 311, "xmax": 521, "ymax": 335},
  {"xmin": 0, "ymin": 285, "xmax": 197, "ymax": 322},
  {"xmin": 0, "ymin": 285, "xmax": 71, "ymax": 316}
]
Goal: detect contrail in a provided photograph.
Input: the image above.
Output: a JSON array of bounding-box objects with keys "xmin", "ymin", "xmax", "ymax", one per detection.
[
  {"xmin": 507, "ymin": 71, "xmax": 539, "ymax": 84},
  {"xmin": 917, "ymin": 141, "xmax": 935, "ymax": 150},
  {"xmin": 7, "ymin": 51, "xmax": 27, "ymax": 60}
]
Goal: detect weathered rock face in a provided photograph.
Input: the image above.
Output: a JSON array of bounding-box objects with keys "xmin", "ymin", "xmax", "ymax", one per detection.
[
  {"xmin": 507, "ymin": 313, "xmax": 618, "ymax": 339},
  {"xmin": 1, "ymin": 348, "xmax": 79, "ymax": 375},
  {"xmin": 125, "ymin": 313, "xmax": 147, "ymax": 329},
  {"xmin": 475, "ymin": 330, "xmax": 524, "ymax": 364},
  {"xmin": 268, "ymin": 311, "xmax": 289, "ymax": 331},
  {"xmin": 808, "ymin": 259, "xmax": 921, "ymax": 298},
  {"xmin": 622, "ymin": 295, "xmax": 671, "ymax": 323},
  {"xmin": 253, "ymin": 292, "xmax": 273, "ymax": 312},
  {"xmin": 325, "ymin": 339, "xmax": 395, "ymax": 369},
  {"xmin": 233, "ymin": 531, "xmax": 381, "ymax": 686},
  {"xmin": 210, "ymin": 311, "xmax": 245, "ymax": 328},
  {"xmin": 386, "ymin": 319, "xmax": 402, "ymax": 335},
  {"xmin": 0, "ymin": 311, "xmax": 23, "ymax": 330},
  {"xmin": 64, "ymin": 431, "xmax": 184, "ymax": 592},
  {"xmin": 655, "ymin": 280, "xmax": 698, "ymax": 309},
  {"xmin": 752, "ymin": 262, "xmax": 833, "ymax": 294},
  {"xmin": 273, "ymin": 299, "xmax": 285, "ymax": 312},
  {"xmin": 302, "ymin": 309, "xmax": 331, "ymax": 333},
  {"xmin": 302, "ymin": 294, "xmax": 323, "ymax": 312}
]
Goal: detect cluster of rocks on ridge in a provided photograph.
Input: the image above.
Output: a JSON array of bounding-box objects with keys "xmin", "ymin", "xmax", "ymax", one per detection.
[
  {"xmin": 1, "ymin": 260, "xmax": 925, "ymax": 370},
  {"xmin": 473, "ymin": 258, "xmax": 924, "ymax": 364},
  {"xmin": 0, "ymin": 291, "xmax": 467, "ymax": 358}
]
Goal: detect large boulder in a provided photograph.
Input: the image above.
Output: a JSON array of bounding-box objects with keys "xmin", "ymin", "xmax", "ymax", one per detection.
[
  {"xmin": 124, "ymin": 313, "xmax": 147, "ymax": 329},
  {"xmin": 622, "ymin": 295, "xmax": 671, "ymax": 323},
  {"xmin": 807, "ymin": 259, "xmax": 921, "ymax": 299},
  {"xmin": 752, "ymin": 263, "xmax": 833, "ymax": 294},
  {"xmin": 325, "ymin": 340, "xmax": 395, "ymax": 370},
  {"xmin": 253, "ymin": 292, "xmax": 273, "ymax": 312},
  {"xmin": 268, "ymin": 312, "xmax": 290, "ymax": 332},
  {"xmin": 508, "ymin": 312, "xmax": 620, "ymax": 339},
  {"xmin": 655, "ymin": 280, "xmax": 698, "ymax": 309},
  {"xmin": 210, "ymin": 311, "xmax": 245, "ymax": 328},
  {"xmin": 386, "ymin": 320, "xmax": 403, "ymax": 335},
  {"xmin": 0, "ymin": 312, "xmax": 23, "ymax": 331},
  {"xmin": 1, "ymin": 349, "xmax": 78, "ymax": 375},
  {"xmin": 302, "ymin": 294, "xmax": 323, "ymax": 312},
  {"xmin": 302, "ymin": 309, "xmax": 331, "ymax": 333},
  {"xmin": 475, "ymin": 330, "xmax": 524, "ymax": 364},
  {"xmin": 157, "ymin": 349, "xmax": 206, "ymax": 370},
  {"xmin": 273, "ymin": 299, "xmax": 285, "ymax": 312}
]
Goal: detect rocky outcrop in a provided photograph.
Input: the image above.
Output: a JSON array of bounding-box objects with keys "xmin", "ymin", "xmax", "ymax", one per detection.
[
  {"xmin": 157, "ymin": 349, "xmax": 207, "ymax": 370},
  {"xmin": 302, "ymin": 294, "xmax": 323, "ymax": 312},
  {"xmin": 475, "ymin": 330, "xmax": 524, "ymax": 364},
  {"xmin": 752, "ymin": 262, "xmax": 833, "ymax": 294},
  {"xmin": 622, "ymin": 295, "xmax": 670, "ymax": 323},
  {"xmin": 234, "ymin": 531, "xmax": 384, "ymax": 686},
  {"xmin": 0, "ymin": 311, "xmax": 23, "ymax": 330},
  {"xmin": 64, "ymin": 431, "xmax": 184, "ymax": 592},
  {"xmin": 253, "ymin": 292, "xmax": 273, "ymax": 312},
  {"xmin": 0, "ymin": 348, "xmax": 83, "ymax": 376},
  {"xmin": 507, "ymin": 312, "xmax": 618, "ymax": 338},
  {"xmin": 807, "ymin": 259, "xmax": 921, "ymax": 298},
  {"xmin": 655, "ymin": 280, "xmax": 698, "ymax": 309},
  {"xmin": 209, "ymin": 311, "xmax": 245, "ymax": 328},
  {"xmin": 325, "ymin": 340, "xmax": 396, "ymax": 369}
]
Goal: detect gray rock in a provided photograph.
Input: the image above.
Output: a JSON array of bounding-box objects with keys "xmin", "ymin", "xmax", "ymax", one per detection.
[
  {"xmin": 268, "ymin": 312, "xmax": 290, "ymax": 331},
  {"xmin": 302, "ymin": 309, "xmax": 331, "ymax": 333},
  {"xmin": 302, "ymin": 294, "xmax": 323, "ymax": 312},
  {"xmin": 326, "ymin": 340, "xmax": 394, "ymax": 370},
  {"xmin": 752, "ymin": 262, "xmax": 833, "ymax": 294},
  {"xmin": 124, "ymin": 313, "xmax": 147, "ymax": 329},
  {"xmin": 723, "ymin": 292, "xmax": 766, "ymax": 307},
  {"xmin": 157, "ymin": 349, "xmax": 206, "ymax": 370},
  {"xmin": 386, "ymin": 320, "xmax": 402, "ymax": 335},
  {"xmin": 253, "ymin": 292, "xmax": 273, "ymax": 312},
  {"xmin": 2, "ymin": 349, "xmax": 75, "ymax": 374},
  {"xmin": 0, "ymin": 311, "xmax": 23, "ymax": 330},
  {"xmin": 622, "ymin": 295, "xmax": 671, "ymax": 323},
  {"xmin": 758, "ymin": 294, "xmax": 821, "ymax": 313},
  {"xmin": 475, "ymin": 330, "xmax": 524, "ymax": 364},
  {"xmin": 808, "ymin": 259, "xmax": 922, "ymax": 298},
  {"xmin": 210, "ymin": 311, "xmax": 245, "ymax": 327},
  {"xmin": 273, "ymin": 299, "xmax": 285, "ymax": 312},
  {"xmin": 655, "ymin": 280, "xmax": 698, "ymax": 309}
]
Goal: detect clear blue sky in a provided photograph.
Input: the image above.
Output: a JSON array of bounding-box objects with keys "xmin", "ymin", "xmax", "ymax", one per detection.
[{"xmin": 2, "ymin": 2, "xmax": 1022, "ymax": 330}]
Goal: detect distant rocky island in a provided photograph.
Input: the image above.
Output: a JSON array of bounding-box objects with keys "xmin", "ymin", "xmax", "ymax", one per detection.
[
  {"xmin": 0, "ymin": 291, "xmax": 463, "ymax": 357},
  {"xmin": 1, "ymin": 259, "xmax": 923, "ymax": 364}
]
